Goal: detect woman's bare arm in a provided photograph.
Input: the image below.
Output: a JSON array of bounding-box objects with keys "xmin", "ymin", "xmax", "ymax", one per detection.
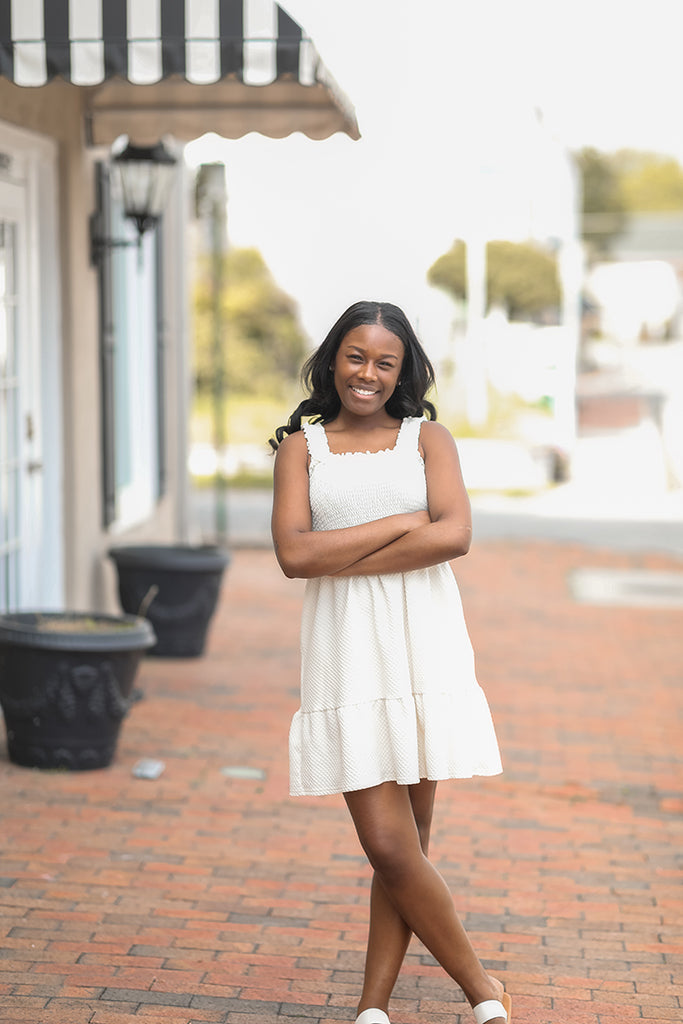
[
  {"xmin": 271, "ymin": 431, "xmax": 429, "ymax": 579},
  {"xmin": 332, "ymin": 421, "xmax": 472, "ymax": 576}
]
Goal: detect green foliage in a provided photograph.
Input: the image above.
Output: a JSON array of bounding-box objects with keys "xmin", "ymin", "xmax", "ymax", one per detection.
[
  {"xmin": 429, "ymin": 240, "xmax": 468, "ymax": 301},
  {"xmin": 428, "ymin": 239, "xmax": 560, "ymax": 320},
  {"xmin": 575, "ymin": 147, "xmax": 626, "ymax": 256},
  {"xmin": 613, "ymin": 149, "xmax": 683, "ymax": 211},
  {"xmin": 575, "ymin": 147, "xmax": 683, "ymax": 256},
  {"xmin": 191, "ymin": 393, "xmax": 299, "ymax": 447},
  {"xmin": 192, "ymin": 246, "xmax": 308, "ymax": 399}
]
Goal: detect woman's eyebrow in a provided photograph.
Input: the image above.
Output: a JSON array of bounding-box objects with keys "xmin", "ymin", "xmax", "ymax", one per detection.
[{"xmin": 346, "ymin": 346, "xmax": 398, "ymax": 360}]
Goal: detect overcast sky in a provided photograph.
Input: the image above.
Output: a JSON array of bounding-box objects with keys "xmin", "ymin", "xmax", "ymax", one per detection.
[{"xmin": 185, "ymin": 0, "xmax": 683, "ymax": 351}]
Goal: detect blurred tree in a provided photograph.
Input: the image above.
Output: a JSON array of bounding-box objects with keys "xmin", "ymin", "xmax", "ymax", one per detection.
[
  {"xmin": 428, "ymin": 239, "xmax": 560, "ymax": 320},
  {"xmin": 613, "ymin": 149, "xmax": 683, "ymax": 211},
  {"xmin": 575, "ymin": 147, "xmax": 626, "ymax": 257},
  {"xmin": 576, "ymin": 147, "xmax": 683, "ymax": 258},
  {"xmin": 193, "ymin": 246, "xmax": 308, "ymax": 399}
]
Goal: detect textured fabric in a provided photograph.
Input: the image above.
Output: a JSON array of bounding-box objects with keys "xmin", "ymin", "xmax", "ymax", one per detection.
[{"xmin": 289, "ymin": 416, "xmax": 502, "ymax": 797}]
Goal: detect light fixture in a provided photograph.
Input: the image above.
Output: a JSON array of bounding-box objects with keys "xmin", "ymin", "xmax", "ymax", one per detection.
[{"xmin": 90, "ymin": 139, "xmax": 177, "ymax": 264}]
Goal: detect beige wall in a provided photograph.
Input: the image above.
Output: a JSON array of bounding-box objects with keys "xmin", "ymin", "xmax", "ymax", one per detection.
[{"xmin": 0, "ymin": 79, "xmax": 184, "ymax": 613}]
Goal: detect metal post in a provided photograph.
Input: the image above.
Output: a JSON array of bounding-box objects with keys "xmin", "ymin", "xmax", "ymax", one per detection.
[
  {"xmin": 464, "ymin": 232, "xmax": 489, "ymax": 427},
  {"xmin": 555, "ymin": 156, "xmax": 584, "ymax": 476},
  {"xmin": 195, "ymin": 163, "xmax": 229, "ymax": 543}
]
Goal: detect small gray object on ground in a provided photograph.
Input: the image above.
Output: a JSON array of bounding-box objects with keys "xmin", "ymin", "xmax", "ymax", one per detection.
[{"xmin": 132, "ymin": 757, "xmax": 166, "ymax": 779}]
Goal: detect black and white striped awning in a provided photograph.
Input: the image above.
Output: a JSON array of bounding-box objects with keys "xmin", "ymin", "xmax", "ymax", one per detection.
[{"xmin": 0, "ymin": 0, "xmax": 359, "ymax": 144}]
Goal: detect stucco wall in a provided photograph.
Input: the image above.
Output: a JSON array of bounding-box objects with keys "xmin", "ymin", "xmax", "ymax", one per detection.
[{"xmin": 0, "ymin": 79, "xmax": 183, "ymax": 613}]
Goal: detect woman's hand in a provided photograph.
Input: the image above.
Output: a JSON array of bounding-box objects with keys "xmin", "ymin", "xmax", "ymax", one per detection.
[{"xmin": 331, "ymin": 422, "xmax": 472, "ymax": 576}]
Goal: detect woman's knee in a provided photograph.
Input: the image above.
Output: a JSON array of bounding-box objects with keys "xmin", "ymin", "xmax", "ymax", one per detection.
[
  {"xmin": 345, "ymin": 782, "xmax": 427, "ymax": 881},
  {"xmin": 361, "ymin": 822, "xmax": 420, "ymax": 881}
]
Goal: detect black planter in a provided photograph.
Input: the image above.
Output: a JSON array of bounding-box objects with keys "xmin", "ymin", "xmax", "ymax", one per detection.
[
  {"xmin": 0, "ymin": 612, "xmax": 155, "ymax": 770},
  {"xmin": 108, "ymin": 545, "xmax": 230, "ymax": 657}
]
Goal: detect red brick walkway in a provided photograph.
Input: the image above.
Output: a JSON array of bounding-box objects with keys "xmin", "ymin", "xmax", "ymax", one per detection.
[{"xmin": 1, "ymin": 541, "xmax": 682, "ymax": 1024}]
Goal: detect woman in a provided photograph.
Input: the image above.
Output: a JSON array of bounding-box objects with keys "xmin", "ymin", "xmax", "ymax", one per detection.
[{"xmin": 270, "ymin": 300, "xmax": 511, "ymax": 1024}]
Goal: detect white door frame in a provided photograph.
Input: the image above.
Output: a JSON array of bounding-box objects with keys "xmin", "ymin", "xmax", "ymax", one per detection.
[{"xmin": 0, "ymin": 120, "xmax": 63, "ymax": 609}]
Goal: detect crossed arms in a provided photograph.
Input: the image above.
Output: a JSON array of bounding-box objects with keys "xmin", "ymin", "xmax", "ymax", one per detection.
[{"xmin": 271, "ymin": 420, "xmax": 472, "ymax": 580}]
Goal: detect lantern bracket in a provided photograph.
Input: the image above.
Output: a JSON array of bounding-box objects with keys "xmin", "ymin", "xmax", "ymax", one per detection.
[{"xmin": 90, "ymin": 139, "xmax": 177, "ymax": 266}]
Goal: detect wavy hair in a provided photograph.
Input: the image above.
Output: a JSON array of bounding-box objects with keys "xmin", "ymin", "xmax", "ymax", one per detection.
[{"xmin": 269, "ymin": 300, "xmax": 437, "ymax": 449}]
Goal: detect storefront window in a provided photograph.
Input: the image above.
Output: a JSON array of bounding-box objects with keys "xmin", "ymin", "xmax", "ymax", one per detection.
[{"xmin": 96, "ymin": 162, "xmax": 166, "ymax": 529}]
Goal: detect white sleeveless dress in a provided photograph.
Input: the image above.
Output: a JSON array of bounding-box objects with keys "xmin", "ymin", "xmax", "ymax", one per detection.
[{"xmin": 289, "ymin": 416, "xmax": 502, "ymax": 797}]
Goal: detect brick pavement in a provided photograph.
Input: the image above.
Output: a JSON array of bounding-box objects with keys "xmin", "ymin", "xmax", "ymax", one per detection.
[{"xmin": 0, "ymin": 540, "xmax": 681, "ymax": 1024}]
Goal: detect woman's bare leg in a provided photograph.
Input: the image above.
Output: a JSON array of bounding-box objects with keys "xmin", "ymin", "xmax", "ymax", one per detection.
[
  {"xmin": 345, "ymin": 781, "xmax": 505, "ymax": 1022},
  {"xmin": 356, "ymin": 779, "xmax": 437, "ymax": 1014}
]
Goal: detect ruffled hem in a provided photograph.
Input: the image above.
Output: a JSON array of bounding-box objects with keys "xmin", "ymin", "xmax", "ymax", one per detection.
[{"xmin": 289, "ymin": 690, "xmax": 503, "ymax": 797}]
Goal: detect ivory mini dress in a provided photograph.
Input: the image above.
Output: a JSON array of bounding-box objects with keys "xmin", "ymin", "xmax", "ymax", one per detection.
[{"xmin": 289, "ymin": 416, "xmax": 502, "ymax": 797}]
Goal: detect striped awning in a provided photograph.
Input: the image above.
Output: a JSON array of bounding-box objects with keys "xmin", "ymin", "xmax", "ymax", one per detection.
[{"xmin": 0, "ymin": 0, "xmax": 360, "ymax": 144}]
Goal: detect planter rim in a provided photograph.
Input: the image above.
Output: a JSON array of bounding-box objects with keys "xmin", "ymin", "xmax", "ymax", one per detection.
[
  {"xmin": 0, "ymin": 611, "xmax": 156, "ymax": 652},
  {"xmin": 108, "ymin": 543, "xmax": 230, "ymax": 572}
]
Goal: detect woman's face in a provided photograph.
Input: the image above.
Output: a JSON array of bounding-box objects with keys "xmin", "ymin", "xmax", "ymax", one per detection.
[{"xmin": 332, "ymin": 323, "xmax": 404, "ymax": 417}]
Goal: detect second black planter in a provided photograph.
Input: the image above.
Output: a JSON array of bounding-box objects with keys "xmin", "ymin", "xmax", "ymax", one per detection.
[{"xmin": 108, "ymin": 545, "xmax": 230, "ymax": 657}]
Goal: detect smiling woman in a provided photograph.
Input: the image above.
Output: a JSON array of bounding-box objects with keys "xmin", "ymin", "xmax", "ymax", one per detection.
[{"xmin": 268, "ymin": 300, "xmax": 511, "ymax": 1024}]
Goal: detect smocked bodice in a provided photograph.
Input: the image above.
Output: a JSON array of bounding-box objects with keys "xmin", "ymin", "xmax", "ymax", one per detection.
[{"xmin": 302, "ymin": 417, "xmax": 428, "ymax": 531}]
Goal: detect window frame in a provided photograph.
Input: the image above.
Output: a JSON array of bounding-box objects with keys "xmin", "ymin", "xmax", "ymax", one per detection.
[{"xmin": 96, "ymin": 161, "xmax": 166, "ymax": 530}]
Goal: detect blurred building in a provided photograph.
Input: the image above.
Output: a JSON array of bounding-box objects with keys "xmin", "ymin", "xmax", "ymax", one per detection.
[
  {"xmin": 586, "ymin": 214, "xmax": 683, "ymax": 343},
  {"xmin": 0, "ymin": 0, "xmax": 357, "ymax": 614}
]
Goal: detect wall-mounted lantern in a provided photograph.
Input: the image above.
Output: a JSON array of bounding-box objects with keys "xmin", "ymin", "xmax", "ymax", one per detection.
[{"xmin": 90, "ymin": 139, "xmax": 177, "ymax": 264}]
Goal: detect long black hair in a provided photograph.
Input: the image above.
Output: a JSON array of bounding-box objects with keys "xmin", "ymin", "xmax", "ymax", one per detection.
[{"xmin": 269, "ymin": 300, "xmax": 437, "ymax": 449}]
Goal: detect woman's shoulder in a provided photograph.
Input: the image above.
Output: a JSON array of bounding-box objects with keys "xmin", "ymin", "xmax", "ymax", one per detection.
[
  {"xmin": 417, "ymin": 419, "xmax": 455, "ymax": 445},
  {"xmin": 277, "ymin": 422, "xmax": 331, "ymax": 466},
  {"xmin": 273, "ymin": 430, "xmax": 311, "ymax": 490},
  {"xmin": 276, "ymin": 428, "xmax": 309, "ymax": 459},
  {"xmin": 417, "ymin": 419, "xmax": 460, "ymax": 459}
]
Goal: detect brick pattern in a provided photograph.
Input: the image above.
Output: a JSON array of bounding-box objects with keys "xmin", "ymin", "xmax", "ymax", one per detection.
[{"xmin": 1, "ymin": 542, "xmax": 682, "ymax": 1024}]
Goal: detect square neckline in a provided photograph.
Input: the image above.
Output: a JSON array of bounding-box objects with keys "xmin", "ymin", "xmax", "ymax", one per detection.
[{"xmin": 320, "ymin": 417, "xmax": 409, "ymax": 457}]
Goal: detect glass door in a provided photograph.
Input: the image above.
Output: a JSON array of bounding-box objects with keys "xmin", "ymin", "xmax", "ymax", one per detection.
[
  {"xmin": 0, "ymin": 215, "xmax": 20, "ymax": 610},
  {"xmin": 0, "ymin": 176, "xmax": 38, "ymax": 612}
]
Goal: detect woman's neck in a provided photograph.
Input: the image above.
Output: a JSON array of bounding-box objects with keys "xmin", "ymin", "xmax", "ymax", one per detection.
[
  {"xmin": 327, "ymin": 409, "xmax": 400, "ymax": 434},
  {"xmin": 322, "ymin": 415, "xmax": 403, "ymax": 454}
]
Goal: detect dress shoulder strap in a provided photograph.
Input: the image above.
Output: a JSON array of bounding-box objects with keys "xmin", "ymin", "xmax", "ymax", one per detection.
[
  {"xmin": 302, "ymin": 421, "xmax": 329, "ymax": 464},
  {"xmin": 396, "ymin": 415, "xmax": 426, "ymax": 451}
]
